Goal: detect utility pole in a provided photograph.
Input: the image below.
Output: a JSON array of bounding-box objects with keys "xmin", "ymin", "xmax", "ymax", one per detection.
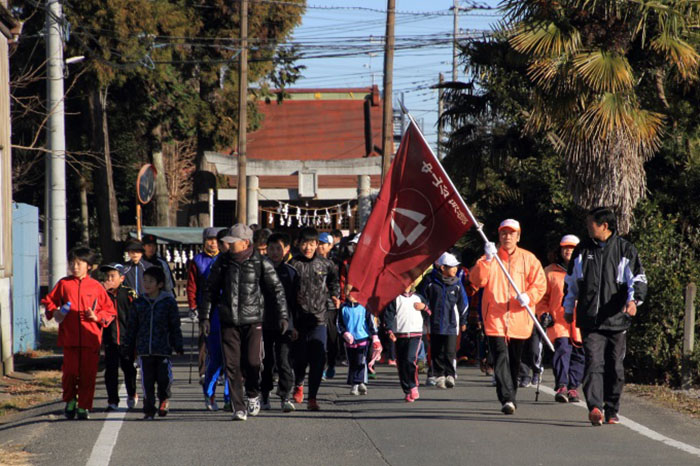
[
  {"xmin": 453, "ymin": 0, "xmax": 459, "ymax": 81},
  {"xmin": 46, "ymin": 0, "xmax": 67, "ymax": 288},
  {"xmin": 237, "ymin": 0, "xmax": 248, "ymax": 224},
  {"xmin": 381, "ymin": 0, "xmax": 396, "ymax": 183},
  {"xmin": 437, "ymin": 73, "xmax": 444, "ymax": 159}
]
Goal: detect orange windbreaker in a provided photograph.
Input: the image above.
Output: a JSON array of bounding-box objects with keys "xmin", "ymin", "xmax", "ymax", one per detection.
[
  {"xmin": 536, "ymin": 263, "xmax": 582, "ymax": 343},
  {"xmin": 469, "ymin": 246, "xmax": 546, "ymax": 339}
]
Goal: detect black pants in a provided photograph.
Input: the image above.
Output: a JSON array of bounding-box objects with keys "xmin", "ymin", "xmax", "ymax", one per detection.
[
  {"xmin": 261, "ymin": 329, "xmax": 294, "ymax": 400},
  {"xmin": 293, "ymin": 324, "xmax": 327, "ymax": 400},
  {"xmin": 138, "ymin": 356, "xmax": 172, "ymax": 416},
  {"xmin": 198, "ymin": 331, "xmax": 207, "ymax": 378},
  {"xmin": 582, "ymin": 329, "xmax": 626, "ymax": 414},
  {"xmin": 346, "ymin": 344, "xmax": 368, "ymax": 385},
  {"xmin": 430, "ymin": 334, "xmax": 457, "ymax": 377},
  {"xmin": 325, "ymin": 310, "xmax": 338, "ymax": 370},
  {"xmin": 518, "ymin": 330, "xmax": 543, "ymax": 380},
  {"xmin": 487, "ymin": 336, "xmax": 526, "ymax": 404},
  {"xmin": 104, "ymin": 344, "xmax": 137, "ymax": 405},
  {"xmin": 221, "ymin": 323, "xmax": 263, "ymax": 412},
  {"xmin": 396, "ymin": 336, "xmax": 421, "ymax": 393}
]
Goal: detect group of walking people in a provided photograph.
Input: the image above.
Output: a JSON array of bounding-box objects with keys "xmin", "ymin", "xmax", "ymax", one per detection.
[{"xmin": 42, "ymin": 205, "xmax": 646, "ymax": 427}]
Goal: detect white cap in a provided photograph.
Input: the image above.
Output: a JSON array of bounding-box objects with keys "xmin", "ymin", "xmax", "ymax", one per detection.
[
  {"xmin": 498, "ymin": 219, "xmax": 521, "ymax": 232},
  {"xmin": 437, "ymin": 252, "xmax": 460, "ymax": 267},
  {"xmin": 560, "ymin": 234, "xmax": 580, "ymax": 247}
]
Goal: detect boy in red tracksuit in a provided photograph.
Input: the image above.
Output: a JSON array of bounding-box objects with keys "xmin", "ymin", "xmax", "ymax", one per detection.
[{"xmin": 42, "ymin": 247, "xmax": 116, "ymax": 420}]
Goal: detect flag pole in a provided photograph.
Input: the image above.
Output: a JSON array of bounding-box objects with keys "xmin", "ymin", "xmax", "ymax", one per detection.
[{"xmin": 400, "ymin": 104, "xmax": 554, "ymax": 352}]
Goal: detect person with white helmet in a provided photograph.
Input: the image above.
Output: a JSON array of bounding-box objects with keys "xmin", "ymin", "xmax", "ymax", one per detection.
[{"xmin": 537, "ymin": 235, "xmax": 585, "ymax": 404}]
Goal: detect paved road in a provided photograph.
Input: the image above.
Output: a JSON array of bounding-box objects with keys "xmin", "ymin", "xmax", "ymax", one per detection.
[{"xmin": 2, "ymin": 328, "xmax": 700, "ymax": 465}]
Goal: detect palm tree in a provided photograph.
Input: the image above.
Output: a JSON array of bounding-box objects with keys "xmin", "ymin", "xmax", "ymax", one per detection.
[{"xmin": 502, "ymin": 0, "xmax": 700, "ymax": 232}]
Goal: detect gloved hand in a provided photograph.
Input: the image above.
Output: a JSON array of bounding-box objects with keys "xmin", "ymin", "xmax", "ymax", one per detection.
[
  {"xmin": 539, "ymin": 312, "xmax": 554, "ymax": 329},
  {"xmin": 189, "ymin": 308, "xmax": 198, "ymax": 321},
  {"xmin": 371, "ymin": 335, "xmax": 383, "ymax": 360},
  {"xmin": 516, "ymin": 293, "xmax": 530, "ymax": 308},
  {"xmin": 279, "ymin": 319, "xmax": 289, "ymax": 335},
  {"xmin": 342, "ymin": 332, "xmax": 354, "ymax": 345},
  {"xmin": 484, "ymin": 242, "xmax": 497, "ymax": 261},
  {"xmin": 200, "ymin": 319, "xmax": 210, "ymax": 337}
]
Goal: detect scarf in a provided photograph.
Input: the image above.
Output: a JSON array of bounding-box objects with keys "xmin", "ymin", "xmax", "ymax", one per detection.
[{"xmin": 230, "ymin": 245, "xmax": 254, "ymax": 264}]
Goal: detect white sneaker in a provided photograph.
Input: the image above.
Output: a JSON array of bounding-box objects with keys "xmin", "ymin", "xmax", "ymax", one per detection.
[
  {"xmin": 425, "ymin": 376, "xmax": 437, "ymax": 386},
  {"xmin": 281, "ymin": 399, "xmax": 295, "ymax": 412},
  {"xmin": 501, "ymin": 402, "xmax": 516, "ymax": 415},
  {"xmin": 247, "ymin": 396, "xmax": 261, "ymax": 416},
  {"xmin": 436, "ymin": 376, "xmax": 447, "ymax": 389},
  {"xmin": 445, "ymin": 375, "xmax": 455, "ymax": 388},
  {"xmin": 350, "ymin": 384, "xmax": 360, "ymax": 396},
  {"xmin": 233, "ymin": 410, "xmax": 247, "ymax": 421},
  {"xmin": 127, "ymin": 395, "xmax": 138, "ymax": 409},
  {"xmin": 205, "ymin": 394, "xmax": 219, "ymax": 411},
  {"xmin": 106, "ymin": 403, "xmax": 119, "ymax": 412},
  {"xmin": 358, "ymin": 383, "xmax": 368, "ymax": 395}
]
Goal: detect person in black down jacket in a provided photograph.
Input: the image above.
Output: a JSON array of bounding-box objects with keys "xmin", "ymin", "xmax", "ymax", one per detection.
[
  {"xmin": 100, "ymin": 263, "xmax": 138, "ymax": 412},
  {"xmin": 288, "ymin": 227, "xmax": 341, "ymax": 411},
  {"xmin": 199, "ymin": 224, "xmax": 288, "ymax": 421},
  {"xmin": 123, "ymin": 266, "xmax": 183, "ymax": 420},
  {"xmin": 563, "ymin": 207, "xmax": 647, "ymax": 427}
]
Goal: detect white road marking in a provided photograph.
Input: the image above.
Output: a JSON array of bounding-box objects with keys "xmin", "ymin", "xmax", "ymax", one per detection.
[
  {"xmin": 538, "ymin": 385, "xmax": 700, "ymax": 458},
  {"xmin": 86, "ymin": 384, "xmax": 128, "ymax": 466}
]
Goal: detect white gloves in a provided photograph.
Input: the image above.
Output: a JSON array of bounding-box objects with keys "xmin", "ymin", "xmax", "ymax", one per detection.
[
  {"xmin": 484, "ymin": 242, "xmax": 497, "ymax": 261},
  {"xmin": 517, "ymin": 293, "xmax": 530, "ymax": 308},
  {"xmin": 189, "ymin": 308, "xmax": 198, "ymax": 321}
]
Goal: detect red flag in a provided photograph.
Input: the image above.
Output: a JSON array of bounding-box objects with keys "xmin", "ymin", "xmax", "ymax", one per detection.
[{"xmin": 347, "ymin": 121, "xmax": 474, "ymax": 314}]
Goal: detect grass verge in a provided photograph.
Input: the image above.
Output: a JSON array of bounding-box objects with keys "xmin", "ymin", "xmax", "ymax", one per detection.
[
  {"xmin": 0, "ymin": 371, "xmax": 62, "ymax": 418},
  {"xmin": 626, "ymin": 383, "xmax": 700, "ymax": 418}
]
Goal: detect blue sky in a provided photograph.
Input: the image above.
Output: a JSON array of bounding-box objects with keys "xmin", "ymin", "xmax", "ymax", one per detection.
[{"xmin": 290, "ymin": 0, "xmax": 502, "ymax": 150}]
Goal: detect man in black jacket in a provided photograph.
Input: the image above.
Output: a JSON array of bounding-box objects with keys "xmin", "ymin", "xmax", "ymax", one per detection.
[
  {"xmin": 288, "ymin": 228, "xmax": 340, "ymax": 411},
  {"xmin": 199, "ymin": 224, "xmax": 288, "ymax": 421},
  {"xmin": 563, "ymin": 207, "xmax": 647, "ymax": 426}
]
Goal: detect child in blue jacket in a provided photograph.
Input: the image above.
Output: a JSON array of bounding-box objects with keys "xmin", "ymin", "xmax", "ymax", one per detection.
[
  {"xmin": 338, "ymin": 287, "xmax": 380, "ymax": 395},
  {"xmin": 418, "ymin": 252, "xmax": 468, "ymax": 390}
]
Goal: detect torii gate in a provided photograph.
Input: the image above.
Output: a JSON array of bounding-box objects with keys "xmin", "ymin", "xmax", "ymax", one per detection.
[{"xmin": 204, "ymin": 151, "xmax": 382, "ymax": 227}]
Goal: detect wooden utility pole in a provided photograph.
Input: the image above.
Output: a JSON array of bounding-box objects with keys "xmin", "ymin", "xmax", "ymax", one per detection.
[
  {"xmin": 453, "ymin": 0, "xmax": 459, "ymax": 81},
  {"xmin": 437, "ymin": 73, "xmax": 444, "ymax": 159},
  {"xmin": 682, "ymin": 282, "xmax": 696, "ymax": 389},
  {"xmin": 381, "ymin": 0, "xmax": 396, "ymax": 183},
  {"xmin": 237, "ymin": 0, "xmax": 249, "ymax": 224}
]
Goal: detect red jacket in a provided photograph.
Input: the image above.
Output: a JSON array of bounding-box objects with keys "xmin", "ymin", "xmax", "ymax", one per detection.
[{"xmin": 42, "ymin": 276, "xmax": 116, "ymax": 349}]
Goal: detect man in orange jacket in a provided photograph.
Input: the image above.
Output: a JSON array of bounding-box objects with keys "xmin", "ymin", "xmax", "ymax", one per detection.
[
  {"xmin": 536, "ymin": 235, "xmax": 584, "ymax": 404},
  {"xmin": 469, "ymin": 219, "xmax": 547, "ymax": 415}
]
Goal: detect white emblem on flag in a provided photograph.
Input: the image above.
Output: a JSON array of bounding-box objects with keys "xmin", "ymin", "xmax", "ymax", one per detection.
[{"xmin": 391, "ymin": 208, "xmax": 427, "ymax": 246}]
